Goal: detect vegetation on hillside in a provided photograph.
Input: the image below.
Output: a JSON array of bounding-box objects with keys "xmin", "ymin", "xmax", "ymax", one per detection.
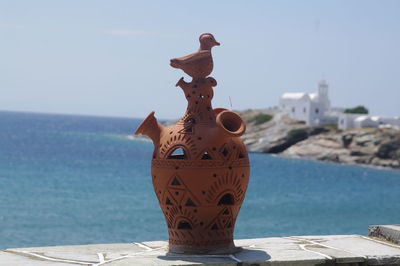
[
  {"xmin": 344, "ymin": 105, "xmax": 369, "ymax": 114},
  {"xmin": 254, "ymin": 113, "xmax": 273, "ymax": 125}
]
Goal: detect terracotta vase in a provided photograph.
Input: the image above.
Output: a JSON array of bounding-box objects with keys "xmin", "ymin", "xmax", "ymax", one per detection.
[{"xmin": 135, "ymin": 33, "xmax": 250, "ymax": 254}]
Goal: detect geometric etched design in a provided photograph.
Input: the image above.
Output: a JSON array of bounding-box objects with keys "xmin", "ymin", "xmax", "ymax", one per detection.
[
  {"xmin": 185, "ymin": 198, "xmax": 196, "ymax": 207},
  {"xmin": 152, "ymin": 158, "xmax": 249, "ymax": 168},
  {"xmin": 201, "ymin": 151, "xmax": 212, "ymax": 160},
  {"xmin": 171, "ymin": 177, "xmax": 181, "ymax": 186},
  {"xmin": 164, "ymin": 175, "xmax": 200, "ymax": 208},
  {"xmin": 165, "ymin": 205, "xmax": 199, "ymax": 234},
  {"xmin": 166, "ymin": 197, "xmax": 173, "ymax": 205},
  {"xmin": 170, "ymin": 188, "xmax": 185, "ymax": 203},
  {"xmin": 205, "ymin": 171, "xmax": 244, "ymax": 205},
  {"xmin": 179, "ymin": 126, "xmax": 194, "ymax": 134},
  {"xmin": 211, "ymin": 223, "xmax": 219, "ymax": 230},
  {"xmin": 178, "ymin": 118, "xmax": 196, "ymax": 135},
  {"xmin": 184, "ymin": 126, "xmax": 194, "ymax": 133},
  {"xmin": 159, "ymin": 134, "xmax": 198, "ymax": 159},
  {"xmin": 207, "ymin": 206, "xmax": 234, "ymax": 231},
  {"xmin": 238, "ymin": 150, "xmax": 245, "ymax": 159},
  {"xmin": 221, "ymin": 147, "xmax": 229, "ymax": 157}
]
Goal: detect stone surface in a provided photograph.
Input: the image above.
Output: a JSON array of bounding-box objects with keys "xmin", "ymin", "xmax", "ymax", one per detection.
[
  {"xmin": 242, "ymin": 112, "xmax": 312, "ymax": 153},
  {"xmin": 282, "ymin": 127, "xmax": 400, "ymax": 169},
  {"xmin": 2, "ymin": 234, "xmax": 400, "ymax": 265},
  {"xmin": 369, "ymin": 224, "xmax": 400, "ymax": 245},
  {"xmin": 0, "ymin": 250, "xmax": 72, "ymax": 266}
]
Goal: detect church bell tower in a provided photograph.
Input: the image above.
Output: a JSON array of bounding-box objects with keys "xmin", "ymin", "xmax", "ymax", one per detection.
[{"xmin": 318, "ymin": 80, "xmax": 330, "ymax": 110}]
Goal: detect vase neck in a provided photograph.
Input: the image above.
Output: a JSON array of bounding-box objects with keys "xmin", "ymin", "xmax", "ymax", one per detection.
[{"xmin": 176, "ymin": 77, "xmax": 217, "ymax": 126}]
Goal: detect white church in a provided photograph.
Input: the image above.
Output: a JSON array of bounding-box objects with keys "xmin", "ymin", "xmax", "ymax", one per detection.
[
  {"xmin": 278, "ymin": 80, "xmax": 400, "ymax": 129},
  {"xmin": 279, "ymin": 80, "xmax": 339, "ymax": 126}
]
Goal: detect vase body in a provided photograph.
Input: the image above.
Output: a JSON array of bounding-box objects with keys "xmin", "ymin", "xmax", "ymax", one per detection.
[{"xmin": 136, "ymin": 77, "xmax": 250, "ymax": 254}]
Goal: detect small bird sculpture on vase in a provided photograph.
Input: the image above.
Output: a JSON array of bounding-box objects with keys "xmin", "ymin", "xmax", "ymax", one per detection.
[{"xmin": 170, "ymin": 33, "xmax": 220, "ymax": 79}]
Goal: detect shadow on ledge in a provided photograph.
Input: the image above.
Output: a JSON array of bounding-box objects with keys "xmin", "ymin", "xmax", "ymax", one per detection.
[{"xmin": 158, "ymin": 248, "xmax": 271, "ymax": 264}]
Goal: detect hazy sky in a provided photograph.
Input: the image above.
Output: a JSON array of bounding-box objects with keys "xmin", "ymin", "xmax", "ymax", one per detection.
[{"xmin": 1, "ymin": 0, "xmax": 399, "ymax": 119}]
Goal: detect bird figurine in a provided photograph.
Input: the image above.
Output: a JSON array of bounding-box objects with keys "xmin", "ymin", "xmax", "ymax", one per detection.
[{"xmin": 170, "ymin": 33, "xmax": 220, "ymax": 79}]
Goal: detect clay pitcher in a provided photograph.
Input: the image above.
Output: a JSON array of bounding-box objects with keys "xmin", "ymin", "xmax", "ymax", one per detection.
[{"xmin": 135, "ymin": 33, "xmax": 250, "ymax": 254}]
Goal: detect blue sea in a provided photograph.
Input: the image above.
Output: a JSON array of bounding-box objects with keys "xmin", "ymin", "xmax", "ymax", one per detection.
[{"xmin": 0, "ymin": 111, "xmax": 399, "ymax": 249}]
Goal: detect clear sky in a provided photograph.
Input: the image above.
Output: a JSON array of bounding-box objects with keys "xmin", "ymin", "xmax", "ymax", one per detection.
[{"xmin": 1, "ymin": 0, "xmax": 399, "ymax": 119}]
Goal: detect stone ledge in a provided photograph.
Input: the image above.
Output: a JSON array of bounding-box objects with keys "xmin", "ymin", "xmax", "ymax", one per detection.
[
  {"xmin": 1, "ymin": 234, "xmax": 400, "ymax": 265},
  {"xmin": 369, "ymin": 224, "xmax": 400, "ymax": 245}
]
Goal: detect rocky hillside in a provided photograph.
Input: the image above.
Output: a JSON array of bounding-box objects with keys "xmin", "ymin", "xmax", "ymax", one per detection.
[{"xmin": 238, "ymin": 109, "xmax": 400, "ymax": 169}]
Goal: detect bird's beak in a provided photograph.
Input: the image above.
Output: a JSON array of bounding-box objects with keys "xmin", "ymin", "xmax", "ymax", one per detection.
[{"xmin": 214, "ymin": 41, "xmax": 220, "ymax": 46}]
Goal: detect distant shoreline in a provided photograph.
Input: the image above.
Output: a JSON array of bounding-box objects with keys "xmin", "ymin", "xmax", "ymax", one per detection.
[
  {"xmin": 239, "ymin": 109, "xmax": 400, "ymax": 170},
  {"xmin": 269, "ymin": 152, "xmax": 400, "ymax": 172}
]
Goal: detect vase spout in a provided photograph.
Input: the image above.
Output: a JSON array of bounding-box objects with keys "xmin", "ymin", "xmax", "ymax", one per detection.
[
  {"xmin": 135, "ymin": 111, "xmax": 164, "ymax": 145},
  {"xmin": 216, "ymin": 110, "xmax": 246, "ymax": 137}
]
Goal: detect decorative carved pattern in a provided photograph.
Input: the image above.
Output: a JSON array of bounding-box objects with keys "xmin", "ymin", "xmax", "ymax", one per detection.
[
  {"xmin": 159, "ymin": 134, "xmax": 198, "ymax": 159},
  {"xmin": 152, "ymin": 158, "xmax": 249, "ymax": 169},
  {"xmin": 162, "ymin": 174, "xmax": 200, "ymax": 210},
  {"xmin": 206, "ymin": 206, "xmax": 234, "ymax": 230},
  {"xmin": 205, "ymin": 172, "xmax": 245, "ymax": 204}
]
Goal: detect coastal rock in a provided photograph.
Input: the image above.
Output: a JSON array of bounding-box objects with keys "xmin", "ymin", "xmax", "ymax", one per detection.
[
  {"xmin": 241, "ymin": 111, "xmax": 328, "ymax": 153},
  {"xmin": 236, "ymin": 109, "xmax": 400, "ymax": 169},
  {"xmin": 282, "ymin": 128, "xmax": 400, "ymax": 169}
]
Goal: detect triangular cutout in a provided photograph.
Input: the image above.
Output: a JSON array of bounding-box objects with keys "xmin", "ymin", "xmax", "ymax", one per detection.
[
  {"xmin": 211, "ymin": 223, "xmax": 219, "ymax": 230},
  {"xmin": 238, "ymin": 152, "xmax": 245, "ymax": 159},
  {"xmin": 180, "ymin": 118, "xmax": 196, "ymax": 135},
  {"xmin": 184, "ymin": 126, "xmax": 193, "ymax": 133},
  {"xmin": 227, "ymin": 222, "xmax": 232, "ymax": 228},
  {"xmin": 185, "ymin": 198, "xmax": 196, "ymax": 207},
  {"xmin": 179, "ymin": 125, "xmax": 195, "ymax": 135},
  {"xmin": 171, "ymin": 177, "xmax": 181, "ymax": 186},
  {"xmin": 222, "ymin": 208, "xmax": 230, "ymax": 215},
  {"xmin": 165, "ymin": 197, "xmax": 173, "ymax": 205},
  {"xmin": 221, "ymin": 147, "xmax": 229, "ymax": 157},
  {"xmin": 201, "ymin": 151, "xmax": 212, "ymax": 160}
]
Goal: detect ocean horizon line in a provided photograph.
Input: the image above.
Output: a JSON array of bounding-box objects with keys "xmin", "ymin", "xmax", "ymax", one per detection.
[{"xmin": 0, "ymin": 109, "xmax": 170, "ymax": 121}]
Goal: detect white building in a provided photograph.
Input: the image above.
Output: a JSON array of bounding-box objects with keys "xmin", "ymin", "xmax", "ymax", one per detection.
[
  {"xmin": 279, "ymin": 80, "xmax": 400, "ymax": 129},
  {"xmin": 339, "ymin": 114, "xmax": 400, "ymax": 130},
  {"xmin": 279, "ymin": 80, "xmax": 337, "ymax": 126},
  {"xmin": 338, "ymin": 113, "xmax": 360, "ymax": 129}
]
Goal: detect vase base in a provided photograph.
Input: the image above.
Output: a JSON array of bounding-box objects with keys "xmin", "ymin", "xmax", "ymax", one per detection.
[{"xmin": 168, "ymin": 242, "xmax": 241, "ymax": 255}]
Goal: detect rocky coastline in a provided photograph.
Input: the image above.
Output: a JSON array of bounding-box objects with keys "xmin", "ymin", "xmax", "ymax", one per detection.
[{"xmin": 239, "ymin": 109, "xmax": 400, "ymax": 169}]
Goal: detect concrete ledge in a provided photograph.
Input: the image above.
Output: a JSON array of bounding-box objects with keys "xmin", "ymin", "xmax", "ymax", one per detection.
[
  {"xmin": 369, "ymin": 224, "xmax": 400, "ymax": 245},
  {"xmin": 1, "ymin": 234, "xmax": 400, "ymax": 265}
]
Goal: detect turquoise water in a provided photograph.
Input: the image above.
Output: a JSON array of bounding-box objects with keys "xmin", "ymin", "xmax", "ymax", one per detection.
[{"xmin": 0, "ymin": 111, "xmax": 399, "ymax": 249}]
